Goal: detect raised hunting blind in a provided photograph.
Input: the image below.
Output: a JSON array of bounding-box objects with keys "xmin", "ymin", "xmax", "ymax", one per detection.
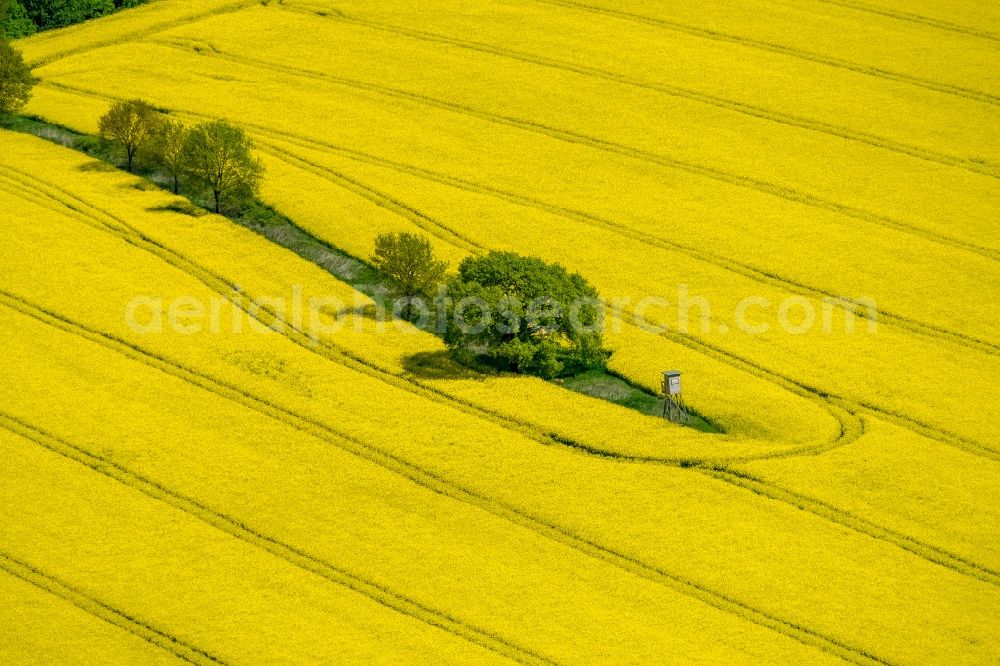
[
  {"xmin": 661, "ymin": 370, "xmax": 689, "ymax": 424},
  {"xmin": 662, "ymin": 370, "xmax": 681, "ymax": 395}
]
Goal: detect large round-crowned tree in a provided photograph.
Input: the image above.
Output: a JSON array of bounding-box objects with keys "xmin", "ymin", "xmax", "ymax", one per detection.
[{"xmin": 442, "ymin": 252, "xmax": 607, "ymax": 379}]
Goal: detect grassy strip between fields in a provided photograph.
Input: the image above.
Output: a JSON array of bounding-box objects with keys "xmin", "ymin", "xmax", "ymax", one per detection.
[{"xmin": 0, "ymin": 112, "xmax": 719, "ymax": 432}]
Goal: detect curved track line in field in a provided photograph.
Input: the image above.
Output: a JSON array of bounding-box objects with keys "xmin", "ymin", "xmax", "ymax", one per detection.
[
  {"xmin": 9, "ymin": 166, "xmax": 994, "ymax": 595},
  {"xmin": 4, "ymin": 138, "xmax": 994, "ymax": 583},
  {"xmin": 246, "ymin": 146, "xmax": 867, "ymax": 458},
  {"xmin": 0, "ymin": 550, "xmax": 224, "ymax": 665},
  {"xmin": 809, "ymin": 0, "xmax": 1000, "ymax": 42},
  {"xmin": 0, "ymin": 176, "xmax": 87, "ymax": 219},
  {"xmin": 136, "ymin": 45, "xmax": 1000, "ymax": 264},
  {"xmin": 615, "ymin": 307, "xmax": 1000, "ymax": 464},
  {"xmin": 6, "ymin": 160, "xmax": 995, "ymax": 615},
  {"xmin": 0, "ymin": 144, "xmax": 914, "ymax": 653},
  {"xmin": 530, "ymin": 0, "xmax": 1000, "ymax": 106},
  {"xmin": 3, "ymin": 89, "xmax": 996, "ymax": 640},
  {"xmin": 0, "ymin": 161, "xmax": 855, "ymax": 468},
  {"xmin": 2, "ymin": 140, "xmax": 867, "ymax": 458},
  {"xmin": 617, "ymin": 316, "xmax": 865, "ymax": 456},
  {"xmin": 4, "ymin": 148, "xmax": 994, "ymax": 466},
  {"xmin": 0, "ymin": 414, "xmax": 550, "ymax": 666},
  {"xmin": 13, "ymin": 149, "xmax": 994, "ymax": 595},
  {"xmin": 16, "ymin": 123, "xmax": 965, "ymax": 468},
  {"xmin": 701, "ymin": 468, "xmax": 1000, "ymax": 587},
  {"xmin": 0, "ymin": 293, "xmax": 887, "ymax": 666},
  {"xmin": 257, "ymin": 135, "xmax": 1000, "ymax": 358},
  {"xmin": 25, "ymin": 0, "xmax": 259, "ymax": 68},
  {"xmin": 844, "ymin": 399, "xmax": 1000, "ymax": 463},
  {"xmin": 5, "ymin": 290, "xmax": 997, "ymax": 625},
  {"xmin": 0, "ymin": 156, "xmax": 861, "ymax": 453},
  {"xmin": 277, "ymin": 5, "xmax": 1000, "ymax": 180},
  {"xmin": 1, "ymin": 164, "xmax": 865, "ymax": 553},
  {"xmin": 240, "ymin": 148, "xmax": 1000, "ymax": 465},
  {"xmin": 247, "ymin": 147, "xmax": 875, "ymax": 462}
]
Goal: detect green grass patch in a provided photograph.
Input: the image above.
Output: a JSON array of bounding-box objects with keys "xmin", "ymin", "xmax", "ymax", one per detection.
[{"xmin": 562, "ymin": 369, "xmax": 722, "ymax": 433}]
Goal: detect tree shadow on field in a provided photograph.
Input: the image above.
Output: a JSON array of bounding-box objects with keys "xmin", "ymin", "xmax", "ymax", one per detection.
[
  {"xmin": 402, "ymin": 350, "xmax": 485, "ymax": 381},
  {"xmin": 147, "ymin": 200, "xmax": 208, "ymax": 217},
  {"xmin": 77, "ymin": 159, "xmax": 117, "ymax": 173},
  {"xmin": 348, "ymin": 303, "xmax": 389, "ymax": 321}
]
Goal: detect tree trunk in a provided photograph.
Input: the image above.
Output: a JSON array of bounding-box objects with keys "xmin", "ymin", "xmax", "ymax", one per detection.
[
  {"xmin": 126, "ymin": 147, "xmax": 134, "ymax": 173},
  {"xmin": 172, "ymin": 175, "xmax": 179, "ymax": 195},
  {"xmin": 213, "ymin": 190, "xmax": 220, "ymax": 214}
]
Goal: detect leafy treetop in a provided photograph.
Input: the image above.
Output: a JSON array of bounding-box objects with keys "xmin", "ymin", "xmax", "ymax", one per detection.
[
  {"xmin": 182, "ymin": 119, "xmax": 263, "ymax": 214},
  {"xmin": 0, "ymin": 39, "xmax": 33, "ymax": 114},
  {"xmin": 442, "ymin": 251, "xmax": 607, "ymax": 379},
  {"xmin": 98, "ymin": 98, "xmax": 162, "ymax": 172},
  {"xmin": 372, "ymin": 231, "xmax": 449, "ymax": 317}
]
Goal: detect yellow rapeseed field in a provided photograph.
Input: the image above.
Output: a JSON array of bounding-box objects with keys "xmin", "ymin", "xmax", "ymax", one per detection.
[{"xmin": 3, "ymin": 0, "xmax": 999, "ymax": 662}]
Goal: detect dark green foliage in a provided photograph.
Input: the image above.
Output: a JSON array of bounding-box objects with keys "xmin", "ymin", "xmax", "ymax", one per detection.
[
  {"xmin": 5, "ymin": 0, "xmax": 150, "ymax": 35},
  {"xmin": 182, "ymin": 120, "xmax": 263, "ymax": 214},
  {"xmin": 2, "ymin": 0, "xmax": 37, "ymax": 38},
  {"xmin": 0, "ymin": 39, "xmax": 33, "ymax": 113},
  {"xmin": 20, "ymin": 0, "xmax": 114, "ymax": 30},
  {"xmin": 371, "ymin": 232, "xmax": 448, "ymax": 318},
  {"xmin": 442, "ymin": 252, "xmax": 608, "ymax": 379}
]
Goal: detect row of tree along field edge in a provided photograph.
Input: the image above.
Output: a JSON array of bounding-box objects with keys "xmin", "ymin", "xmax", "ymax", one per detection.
[
  {"xmin": 0, "ymin": 103, "xmax": 719, "ymax": 432},
  {"xmin": 1, "ymin": 0, "xmax": 153, "ymax": 39}
]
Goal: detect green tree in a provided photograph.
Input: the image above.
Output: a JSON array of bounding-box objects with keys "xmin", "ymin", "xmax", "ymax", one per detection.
[
  {"xmin": 152, "ymin": 118, "xmax": 188, "ymax": 194},
  {"xmin": 98, "ymin": 98, "xmax": 161, "ymax": 172},
  {"xmin": 21, "ymin": 0, "xmax": 113, "ymax": 31},
  {"xmin": 182, "ymin": 120, "xmax": 263, "ymax": 214},
  {"xmin": 6, "ymin": 0, "xmax": 154, "ymax": 35},
  {"xmin": 371, "ymin": 232, "xmax": 448, "ymax": 319},
  {"xmin": 0, "ymin": 39, "xmax": 33, "ymax": 114},
  {"xmin": 442, "ymin": 252, "xmax": 607, "ymax": 379},
  {"xmin": 2, "ymin": 0, "xmax": 36, "ymax": 38}
]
